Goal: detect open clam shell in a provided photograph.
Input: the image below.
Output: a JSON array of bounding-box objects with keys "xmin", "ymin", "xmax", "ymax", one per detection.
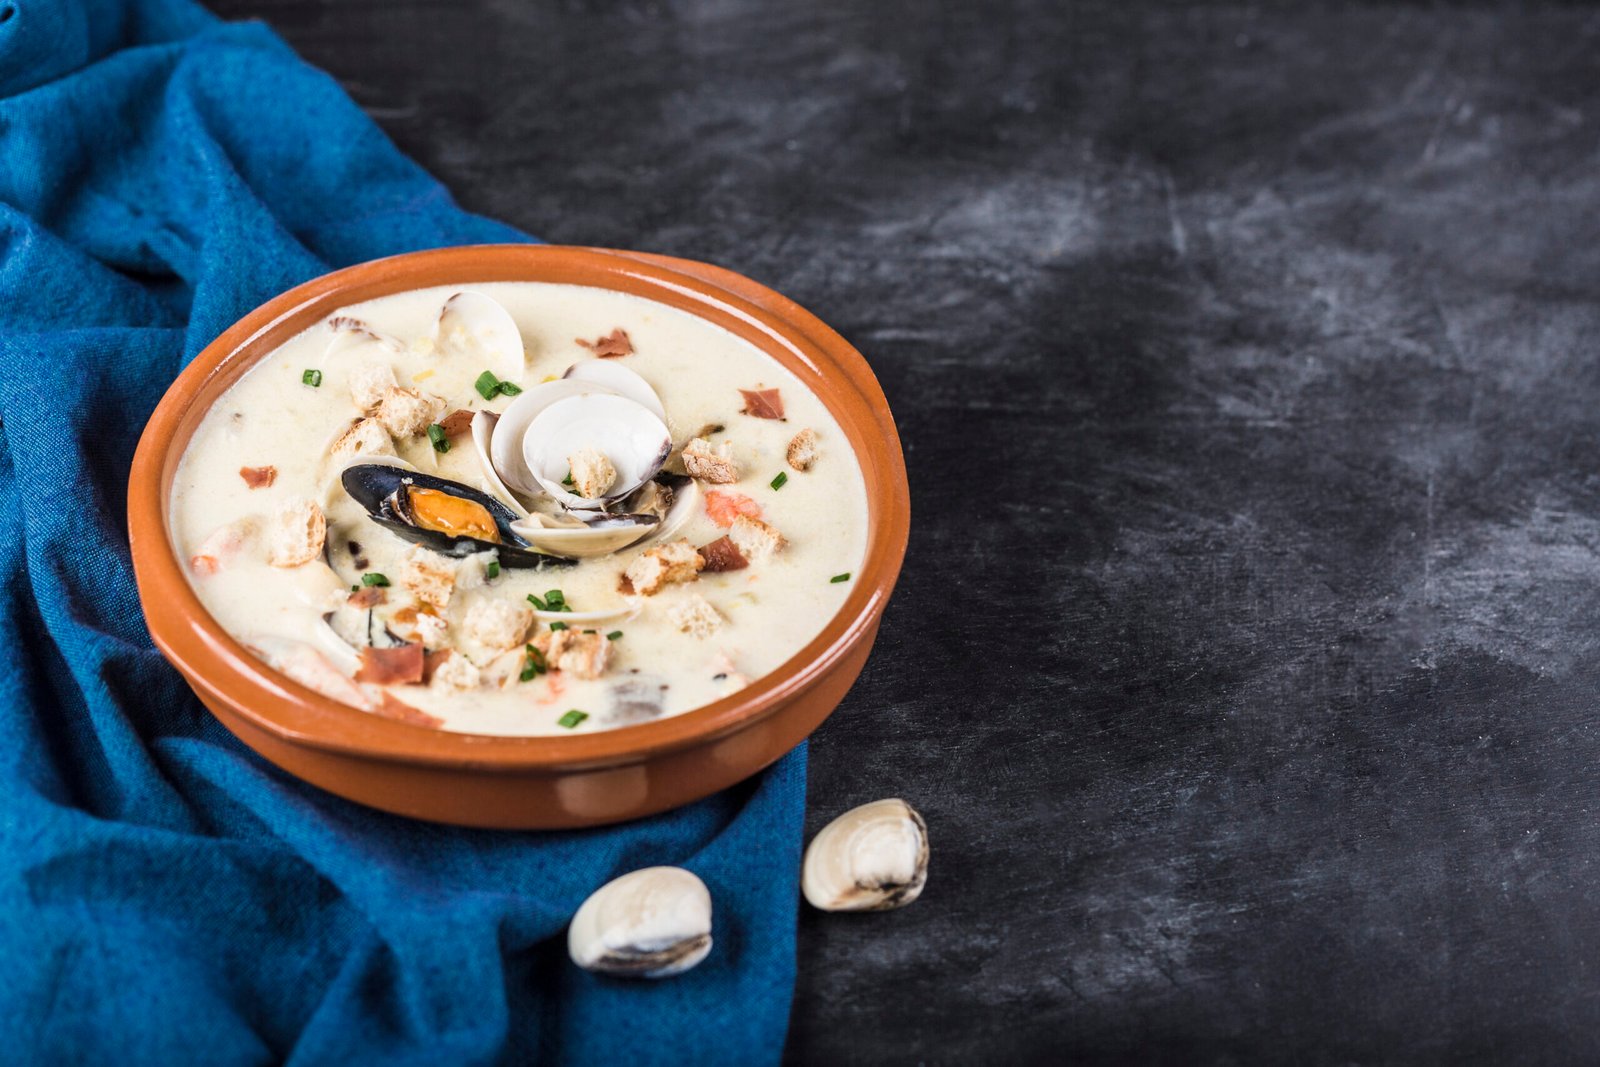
[
  {"xmin": 433, "ymin": 290, "xmax": 525, "ymax": 381},
  {"xmin": 340, "ymin": 464, "xmax": 576, "ymax": 569},
  {"xmin": 469, "ymin": 411, "xmax": 531, "ymax": 516},
  {"xmin": 523, "ymin": 394, "xmax": 672, "ymax": 510},
  {"xmin": 486, "ymin": 379, "xmax": 613, "ymax": 497},
  {"xmin": 508, "ymin": 511, "xmax": 660, "ymax": 559},
  {"xmin": 563, "ymin": 360, "xmax": 667, "ymax": 421}
]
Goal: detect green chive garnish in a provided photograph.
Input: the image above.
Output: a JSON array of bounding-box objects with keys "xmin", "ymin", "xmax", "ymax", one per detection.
[
  {"xmin": 770, "ymin": 471, "xmax": 788, "ymax": 490},
  {"xmin": 558, "ymin": 709, "xmax": 588, "ymax": 729},
  {"xmin": 362, "ymin": 572, "xmax": 390, "ymax": 587},
  {"xmin": 486, "ymin": 560, "xmax": 500, "ymax": 580},
  {"xmin": 549, "ymin": 621, "xmax": 568, "ymax": 631},
  {"xmin": 606, "ymin": 630, "xmax": 623, "ymax": 641},
  {"xmin": 562, "ymin": 470, "xmax": 575, "ymax": 487},
  {"xmin": 830, "ymin": 572, "xmax": 850, "ymax": 583},
  {"xmin": 519, "ymin": 644, "xmax": 548, "ymax": 681},
  {"xmin": 427, "ymin": 424, "xmax": 450, "ymax": 453},
  {"xmin": 301, "ymin": 368, "xmax": 322, "ymax": 387},
  {"xmin": 527, "ymin": 593, "xmax": 547, "ymax": 610},
  {"xmin": 496, "ymin": 380, "xmax": 523, "ymax": 396},
  {"xmin": 474, "ymin": 370, "xmax": 501, "ymax": 400}
]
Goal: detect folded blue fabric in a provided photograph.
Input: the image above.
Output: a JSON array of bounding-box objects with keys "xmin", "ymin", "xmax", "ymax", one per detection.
[{"xmin": 0, "ymin": 1, "xmax": 806, "ymax": 1061}]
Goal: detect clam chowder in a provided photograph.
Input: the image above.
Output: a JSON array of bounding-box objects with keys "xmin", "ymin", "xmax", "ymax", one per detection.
[{"xmin": 169, "ymin": 282, "xmax": 867, "ymax": 736}]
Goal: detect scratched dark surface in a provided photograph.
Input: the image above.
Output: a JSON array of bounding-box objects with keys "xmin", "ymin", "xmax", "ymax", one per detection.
[{"xmin": 215, "ymin": 0, "xmax": 1600, "ymax": 1062}]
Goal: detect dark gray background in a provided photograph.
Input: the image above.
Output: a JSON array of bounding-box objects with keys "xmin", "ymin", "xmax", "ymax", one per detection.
[{"xmin": 215, "ymin": 1, "xmax": 1600, "ymax": 1062}]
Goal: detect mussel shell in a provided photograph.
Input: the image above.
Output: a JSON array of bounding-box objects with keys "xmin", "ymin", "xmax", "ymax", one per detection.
[{"xmin": 340, "ymin": 464, "xmax": 576, "ymax": 569}]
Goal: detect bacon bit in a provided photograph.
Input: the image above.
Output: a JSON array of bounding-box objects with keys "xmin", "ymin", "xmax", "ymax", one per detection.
[
  {"xmin": 348, "ymin": 587, "xmax": 387, "ymax": 609},
  {"xmin": 704, "ymin": 489, "xmax": 763, "ymax": 528},
  {"xmin": 422, "ymin": 648, "xmax": 454, "ymax": 684},
  {"xmin": 355, "ymin": 643, "xmax": 424, "ymax": 685},
  {"xmin": 738, "ymin": 388, "xmax": 785, "ymax": 420},
  {"xmin": 618, "ymin": 573, "xmax": 635, "ymax": 595},
  {"xmin": 700, "ymin": 535, "xmax": 749, "ymax": 572},
  {"xmin": 438, "ymin": 409, "xmax": 475, "ymax": 438},
  {"xmin": 189, "ymin": 554, "xmax": 221, "ymax": 576},
  {"xmin": 239, "ymin": 465, "xmax": 277, "ymax": 489},
  {"xmin": 374, "ymin": 691, "xmax": 443, "ymax": 728},
  {"xmin": 576, "ymin": 328, "xmax": 634, "ymax": 358}
]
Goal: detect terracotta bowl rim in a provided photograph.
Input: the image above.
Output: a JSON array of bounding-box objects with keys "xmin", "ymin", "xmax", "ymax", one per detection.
[{"xmin": 127, "ymin": 244, "xmax": 909, "ymax": 772}]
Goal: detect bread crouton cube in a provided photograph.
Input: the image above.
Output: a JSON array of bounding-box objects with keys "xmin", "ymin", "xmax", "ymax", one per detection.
[
  {"xmin": 786, "ymin": 428, "xmax": 818, "ymax": 471},
  {"xmin": 401, "ymin": 546, "xmax": 457, "ymax": 609},
  {"xmin": 373, "ymin": 386, "xmax": 444, "ymax": 438},
  {"xmin": 669, "ymin": 594, "xmax": 723, "ymax": 638},
  {"xmin": 568, "ymin": 446, "xmax": 617, "ymax": 499},
  {"xmin": 329, "ymin": 417, "xmax": 396, "ymax": 460},
  {"xmin": 267, "ymin": 498, "xmax": 326, "ymax": 568},
  {"xmin": 462, "ymin": 596, "xmax": 533, "ymax": 652},
  {"xmin": 729, "ymin": 514, "xmax": 786, "ymax": 562},
  {"xmin": 622, "ymin": 539, "xmax": 704, "ymax": 596},
  {"xmin": 349, "ymin": 363, "xmax": 398, "ymax": 413},
  {"xmin": 430, "ymin": 650, "xmax": 482, "ymax": 690},
  {"xmin": 547, "ymin": 629, "xmax": 612, "ymax": 680},
  {"xmin": 682, "ymin": 437, "xmax": 738, "ymax": 484}
]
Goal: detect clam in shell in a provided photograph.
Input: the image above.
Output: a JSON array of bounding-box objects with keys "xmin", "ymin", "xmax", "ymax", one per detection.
[
  {"xmin": 801, "ymin": 798, "xmax": 929, "ymax": 912},
  {"xmin": 567, "ymin": 867, "xmax": 713, "ymax": 978}
]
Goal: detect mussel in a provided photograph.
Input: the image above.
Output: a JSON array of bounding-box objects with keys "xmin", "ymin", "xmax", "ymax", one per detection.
[{"xmin": 341, "ymin": 464, "xmax": 577, "ymax": 569}]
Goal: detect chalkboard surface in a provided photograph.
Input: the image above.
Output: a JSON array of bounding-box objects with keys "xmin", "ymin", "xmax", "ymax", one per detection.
[{"xmin": 218, "ymin": 1, "xmax": 1600, "ymax": 1061}]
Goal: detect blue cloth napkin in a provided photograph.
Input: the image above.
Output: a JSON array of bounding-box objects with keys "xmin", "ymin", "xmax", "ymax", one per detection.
[{"xmin": 0, "ymin": 1, "xmax": 807, "ymax": 1061}]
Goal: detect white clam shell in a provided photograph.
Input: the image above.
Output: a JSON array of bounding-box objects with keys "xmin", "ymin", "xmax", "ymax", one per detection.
[
  {"xmin": 801, "ymin": 798, "xmax": 929, "ymax": 912},
  {"xmin": 563, "ymin": 360, "xmax": 667, "ymax": 421},
  {"xmin": 523, "ymin": 394, "xmax": 671, "ymax": 509},
  {"xmin": 508, "ymin": 512, "xmax": 657, "ymax": 559},
  {"xmin": 568, "ymin": 867, "xmax": 713, "ymax": 978},
  {"xmin": 433, "ymin": 290, "xmax": 525, "ymax": 381},
  {"xmin": 323, "ymin": 315, "xmax": 404, "ymax": 361},
  {"xmin": 469, "ymin": 411, "xmax": 531, "ymax": 517},
  {"xmin": 487, "ymin": 379, "xmax": 616, "ymax": 497}
]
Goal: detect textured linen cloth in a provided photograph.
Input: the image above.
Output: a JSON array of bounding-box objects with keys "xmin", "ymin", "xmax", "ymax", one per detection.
[{"xmin": 0, "ymin": 0, "xmax": 806, "ymax": 1061}]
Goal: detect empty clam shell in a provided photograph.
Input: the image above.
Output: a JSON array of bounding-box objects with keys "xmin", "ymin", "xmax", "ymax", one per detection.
[
  {"xmin": 568, "ymin": 867, "xmax": 713, "ymax": 978},
  {"xmin": 801, "ymin": 798, "xmax": 929, "ymax": 912},
  {"xmin": 523, "ymin": 394, "xmax": 672, "ymax": 509},
  {"xmin": 508, "ymin": 510, "xmax": 659, "ymax": 559},
  {"xmin": 468, "ymin": 411, "xmax": 530, "ymax": 516},
  {"xmin": 323, "ymin": 315, "xmax": 405, "ymax": 360},
  {"xmin": 433, "ymin": 290, "xmax": 525, "ymax": 380}
]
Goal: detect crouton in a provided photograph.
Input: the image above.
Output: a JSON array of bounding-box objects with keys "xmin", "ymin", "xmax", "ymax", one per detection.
[
  {"xmin": 728, "ymin": 514, "xmax": 785, "ymax": 562},
  {"xmin": 430, "ymin": 650, "xmax": 482, "ymax": 690},
  {"xmin": 401, "ymin": 546, "xmax": 457, "ymax": 609},
  {"xmin": 669, "ymin": 594, "xmax": 723, "ymax": 638},
  {"xmin": 568, "ymin": 446, "xmax": 617, "ymax": 499},
  {"xmin": 349, "ymin": 363, "xmax": 398, "ymax": 413},
  {"xmin": 329, "ymin": 417, "xmax": 396, "ymax": 460},
  {"xmin": 267, "ymin": 498, "xmax": 326, "ymax": 567},
  {"xmin": 622, "ymin": 539, "xmax": 704, "ymax": 596},
  {"xmin": 462, "ymin": 597, "xmax": 534, "ymax": 652},
  {"xmin": 682, "ymin": 437, "xmax": 738, "ymax": 484},
  {"xmin": 373, "ymin": 386, "xmax": 444, "ymax": 438},
  {"xmin": 786, "ymin": 428, "xmax": 818, "ymax": 471},
  {"xmin": 547, "ymin": 628, "xmax": 612, "ymax": 679}
]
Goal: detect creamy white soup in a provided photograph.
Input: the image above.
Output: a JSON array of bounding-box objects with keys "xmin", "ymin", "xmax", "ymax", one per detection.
[{"xmin": 170, "ymin": 282, "xmax": 868, "ymax": 736}]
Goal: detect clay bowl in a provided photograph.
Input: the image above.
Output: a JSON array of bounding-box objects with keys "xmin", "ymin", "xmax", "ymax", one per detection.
[{"xmin": 127, "ymin": 245, "xmax": 909, "ymax": 829}]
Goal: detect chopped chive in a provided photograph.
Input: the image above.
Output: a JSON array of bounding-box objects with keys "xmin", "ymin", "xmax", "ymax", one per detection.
[
  {"xmin": 362, "ymin": 573, "xmax": 390, "ymax": 587},
  {"xmin": 301, "ymin": 368, "xmax": 322, "ymax": 387},
  {"xmin": 770, "ymin": 471, "xmax": 788, "ymax": 490},
  {"xmin": 830, "ymin": 572, "xmax": 851, "ymax": 583},
  {"xmin": 544, "ymin": 589, "xmax": 567, "ymax": 610},
  {"xmin": 519, "ymin": 644, "xmax": 548, "ymax": 681},
  {"xmin": 350, "ymin": 584, "xmax": 359, "ymax": 593},
  {"xmin": 474, "ymin": 370, "xmax": 501, "ymax": 400},
  {"xmin": 606, "ymin": 630, "xmax": 623, "ymax": 641},
  {"xmin": 486, "ymin": 560, "xmax": 501, "ymax": 580},
  {"xmin": 496, "ymin": 380, "xmax": 523, "ymax": 396},
  {"xmin": 527, "ymin": 593, "xmax": 547, "ymax": 610},
  {"xmin": 583, "ymin": 629, "xmax": 596, "ymax": 634},
  {"xmin": 549, "ymin": 621, "xmax": 569, "ymax": 631},
  {"xmin": 557, "ymin": 709, "xmax": 589, "ymax": 729},
  {"xmin": 562, "ymin": 470, "xmax": 575, "ymax": 487},
  {"xmin": 427, "ymin": 423, "xmax": 450, "ymax": 453}
]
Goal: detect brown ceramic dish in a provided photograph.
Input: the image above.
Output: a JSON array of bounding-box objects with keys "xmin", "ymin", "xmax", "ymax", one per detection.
[{"xmin": 127, "ymin": 245, "xmax": 909, "ymax": 829}]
